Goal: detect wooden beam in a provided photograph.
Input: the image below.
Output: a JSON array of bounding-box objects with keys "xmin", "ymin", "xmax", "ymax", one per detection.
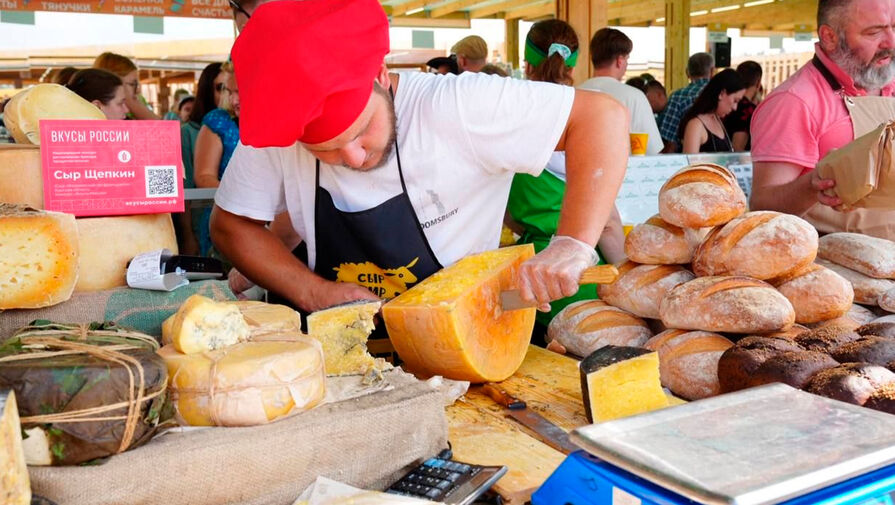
[
  {"xmin": 558, "ymin": 0, "xmax": 608, "ymax": 85},
  {"xmin": 504, "ymin": 0, "xmax": 554, "ymax": 19},
  {"xmin": 390, "ymin": 0, "xmax": 431, "ymax": 16},
  {"xmin": 391, "ymin": 12, "xmax": 472, "ymax": 26},
  {"xmin": 665, "ymin": 0, "xmax": 690, "ymax": 90},
  {"xmin": 429, "ymin": 0, "xmax": 486, "ymax": 17},
  {"xmin": 469, "ymin": 0, "xmax": 535, "ymax": 18},
  {"xmin": 506, "ymin": 18, "xmax": 521, "ymax": 72}
]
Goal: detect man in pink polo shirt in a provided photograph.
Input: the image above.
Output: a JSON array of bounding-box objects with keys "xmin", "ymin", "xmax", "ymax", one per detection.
[{"xmin": 750, "ymin": 0, "xmax": 895, "ymax": 239}]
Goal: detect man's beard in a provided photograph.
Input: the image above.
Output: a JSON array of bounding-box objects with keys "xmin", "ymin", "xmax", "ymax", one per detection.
[
  {"xmin": 829, "ymin": 30, "xmax": 895, "ymax": 91},
  {"xmin": 350, "ymin": 84, "xmax": 398, "ymax": 172}
]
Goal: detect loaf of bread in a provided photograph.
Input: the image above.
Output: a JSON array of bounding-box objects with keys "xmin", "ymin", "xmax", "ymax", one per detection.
[
  {"xmin": 763, "ymin": 324, "xmax": 810, "ymax": 341},
  {"xmin": 692, "ymin": 211, "xmax": 818, "ymax": 280},
  {"xmin": 660, "ymin": 276, "xmax": 795, "ymax": 333},
  {"xmin": 749, "ymin": 350, "xmax": 839, "ymax": 389},
  {"xmin": 831, "ymin": 337, "xmax": 895, "ymax": 366},
  {"xmin": 858, "ymin": 321, "xmax": 895, "ymax": 338},
  {"xmin": 624, "ymin": 215, "xmax": 703, "ymax": 265},
  {"xmin": 794, "ymin": 326, "xmax": 862, "ymax": 352},
  {"xmin": 658, "ymin": 164, "xmax": 747, "ymax": 229},
  {"xmin": 597, "ymin": 262, "xmax": 695, "ymax": 319},
  {"xmin": 815, "ymin": 259, "xmax": 895, "ymax": 306},
  {"xmin": 771, "ymin": 263, "xmax": 854, "ymax": 324},
  {"xmin": 806, "ymin": 363, "xmax": 895, "ymax": 406},
  {"xmin": 865, "ymin": 383, "xmax": 895, "ymax": 414},
  {"xmin": 644, "ymin": 329, "xmax": 734, "ymax": 400},
  {"xmin": 717, "ymin": 336, "xmax": 805, "ymax": 392},
  {"xmin": 818, "ymin": 233, "xmax": 895, "ymax": 279},
  {"xmin": 546, "ymin": 300, "xmax": 652, "ymax": 358},
  {"xmin": 879, "ymin": 288, "xmax": 895, "ymax": 312}
]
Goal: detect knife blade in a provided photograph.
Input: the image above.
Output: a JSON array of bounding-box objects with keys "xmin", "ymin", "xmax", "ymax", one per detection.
[
  {"xmin": 500, "ymin": 264, "xmax": 619, "ymax": 311},
  {"xmin": 481, "ymin": 384, "xmax": 580, "ymax": 455}
]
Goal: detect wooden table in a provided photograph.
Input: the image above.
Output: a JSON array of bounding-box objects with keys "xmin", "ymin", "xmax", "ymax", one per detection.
[{"xmin": 445, "ymin": 345, "xmax": 588, "ymax": 504}]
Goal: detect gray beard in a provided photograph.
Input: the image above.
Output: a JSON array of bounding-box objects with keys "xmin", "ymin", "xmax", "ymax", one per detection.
[{"xmin": 829, "ymin": 32, "xmax": 895, "ymax": 91}]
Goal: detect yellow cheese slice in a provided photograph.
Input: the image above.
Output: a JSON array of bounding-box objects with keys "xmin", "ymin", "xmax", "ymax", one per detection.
[
  {"xmin": 4, "ymin": 83, "xmax": 105, "ymax": 145},
  {"xmin": 158, "ymin": 338, "xmax": 326, "ymax": 426},
  {"xmin": 161, "ymin": 300, "xmax": 302, "ymax": 346},
  {"xmin": 0, "ymin": 204, "xmax": 79, "ymax": 309},
  {"xmin": 169, "ymin": 294, "xmax": 251, "ymax": 354},
  {"xmin": 0, "ymin": 390, "xmax": 31, "ymax": 505},
  {"xmin": 580, "ymin": 346, "xmax": 670, "ymax": 423},
  {"xmin": 306, "ymin": 300, "xmax": 382, "ymax": 376},
  {"xmin": 382, "ymin": 244, "xmax": 536, "ymax": 383}
]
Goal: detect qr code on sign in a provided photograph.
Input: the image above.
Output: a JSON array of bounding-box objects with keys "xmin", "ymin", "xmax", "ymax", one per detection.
[{"xmin": 145, "ymin": 166, "xmax": 178, "ymax": 198}]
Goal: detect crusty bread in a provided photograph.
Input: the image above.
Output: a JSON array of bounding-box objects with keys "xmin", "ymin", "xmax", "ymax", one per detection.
[
  {"xmin": 546, "ymin": 300, "xmax": 652, "ymax": 358},
  {"xmin": 831, "ymin": 337, "xmax": 895, "ymax": 366},
  {"xmin": 717, "ymin": 336, "xmax": 805, "ymax": 392},
  {"xmin": 645, "ymin": 329, "xmax": 734, "ymax": 400},
  {"xmin": 771, "ymin": 263, "xmax": 854, "ymax": 324},
  {"xmin": 659, "ymin": 276, "xmax": 795, "ymax": 333},
  {"xmin": 810, "ymin": 303, "xmax": 879, "ymax": 331},
  {"xmin": 624, "ymin": 215, "xmax": 703, "ymax": 265},
  {"xmin": 858, "ymin": 322, "xmax": 895, "ymax": 338},
  {"xmin": 749, "ymin": 350, "xmax": 839, "ymax": 389},
  {"xmin": 794, "ymin": 326, "xmax": 862, "ymax": 352},
  {"xmin": 806, "ymin": 363, "xmax": 895, "ymax": 406},
  {"xmin": 818, "ymin": 233, "xmax": 895, "ymax": 279},
  {"xmin": 692, "ymin": 211, "xmax": 818, "ymax": 280},
  {"xmin": 879, "ymin": 287, "xmax": 895, "ymax": 312},
  {"xmin": 816, "ymin": 259, "xmax": 895, "ymax": 306},
  {"xmin": 597, "ymin": 262, "xmax": 695, "ymax": 319},
  {"xmin": 658, "ymin": 163, "xmax": 747, "ymax": 229}
]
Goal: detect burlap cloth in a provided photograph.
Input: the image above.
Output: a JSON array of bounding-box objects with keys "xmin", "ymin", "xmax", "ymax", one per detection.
[{"xmin": 29, "ymin": 371, "xmax": 448, "ymax": 505}]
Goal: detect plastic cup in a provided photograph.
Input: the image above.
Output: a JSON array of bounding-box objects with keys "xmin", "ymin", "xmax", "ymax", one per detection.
[{"xmin": 630, "ymin": 133, "xmax": 648, "ymax": 155}]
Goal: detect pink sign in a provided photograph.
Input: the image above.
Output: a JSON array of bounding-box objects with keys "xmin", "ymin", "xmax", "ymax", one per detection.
[{"xmin": 39, "ymin": 119, "xmax": 184, "ymax": 217}]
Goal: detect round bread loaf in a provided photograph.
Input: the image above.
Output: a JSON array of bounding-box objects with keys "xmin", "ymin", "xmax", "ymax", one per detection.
[
  {"xmin": 794, "ymin": 326, "xmax": 862, "ymax": 352},
  {"xmin": 658, "ymin": 164, "xmax": 747, "ymax": 229},
  {"xmin": 816, "ymin": 259, "xmax": 895, "ymax": 306},
  {"xmin": 546, "ymin": 300, "xmax": 652, "ymax": 358},
  {"xmin": 659, "ymin": 276, "xmax": 795, "ymax": 333},
  {"xmin": 806, "ymin": 363, "xmax": 895, "ymax": 405},
  {"xmin": 831, "ymin": 337, "xmax": 895, "ymax": 366},
  {"xmin": 817, "ymin": 233, "xmax": 895, "ymax": 279},
  {"xmin": 597, "ymin": 262, "xmax": 695, "ymax": 319},
  {"xmin": 693, "ymin": 211, "xmax": 818, "ymax": 280},
  {"xmin": 857, "ymin": 322, "xmax": 895, "ymax": 338},
  {"xmin": 749, "ymin": 350, "xmax": 839, "ymax": 389},
  {"xmin": 762, "ymin": 325, "xmax": 810, "ymax": 341},
  {"xmin": 717, "ymin": 336, "xmax": 804, "ymax": 392},
  {"xmin": 645, "ymin": 329, "xmax": 734, "ymax": 400},
  {"xmin": 624, "ymin": 215, "xmax": 703, "ymax": 265},
  {"xmin": 771, "ymin": 264, "xmax": 853, "ymax": 324},
  {"xmin": 809, "ymin": 303, "xmax": 878, "ymax": 331},
  {"xmin": 879, "ymin": 288, "xmax": 895, "ymax": 312},
  {"xmin": 864, "ymin": 383, "xmax": 895, "ymax": 415}
]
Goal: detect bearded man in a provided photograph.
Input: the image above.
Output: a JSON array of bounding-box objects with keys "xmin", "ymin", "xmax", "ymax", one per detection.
[{"xmin": 749, "ymin": 0, "xmax": 895, "ymax": 239}]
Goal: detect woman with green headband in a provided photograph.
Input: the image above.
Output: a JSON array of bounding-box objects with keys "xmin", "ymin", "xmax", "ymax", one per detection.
[{"xmin": 506, "ymin": 19, "xmax": 626, "ymax": 338}]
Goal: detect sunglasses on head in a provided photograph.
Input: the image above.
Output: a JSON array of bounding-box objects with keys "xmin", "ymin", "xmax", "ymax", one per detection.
[{"xmin": 229, "ymin": 0, "xmax": 251, "ymax": 18}]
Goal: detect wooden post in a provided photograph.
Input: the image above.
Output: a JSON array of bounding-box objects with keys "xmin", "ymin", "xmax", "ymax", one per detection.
[
  {"xmin": 557, "ymin": 0, "xmax": 608, "ymax": 85},
  {"xmin": 158, "ymin": 75, "xmax": 171, "ymax": 115},
  {"xmin": 664, "ymin": 0, "xmax": 690, "ymax": 90},
  {"xmin": 506, "ymin": 18, "xmax": 520, "ymax": 74}
]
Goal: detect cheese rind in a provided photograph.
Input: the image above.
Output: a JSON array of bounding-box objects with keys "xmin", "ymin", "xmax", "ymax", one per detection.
[
  {"xmin": 306, "ymin": 300, "xmax": 382, "ymax": 375},
  {"xmin": 0, "ymin": 390, "xmax": 31, "ymax": 505},
  {"xmin": 383, "ymin": 244, "xmax": 536, "ymax": 383},
  {"xmin": 170, "ymin": 295, "xmax": 251, "ymax": 354},
  {"xmin": 0, "ymin": 145, "xmax": 43, "ymax": 207},
  {"xmin": 580, "ymin": 346, "xmax": 670, "ymax": 423},
  {"xmin": 0, "ymin": 204, "xmax": 79, "ymax": 309},
  {"xmin": 4, "ymin": 83, "xmax": 105, "ymax": 145},
  {"xmin": 158, "ymin": 339, "xmax": 326, "ymax": 426}
]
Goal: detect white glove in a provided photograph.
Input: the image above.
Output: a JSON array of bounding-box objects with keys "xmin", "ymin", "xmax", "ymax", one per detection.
[{"xmin": 517, "ymin": 235, "xmax": 599, "ymax": 312}]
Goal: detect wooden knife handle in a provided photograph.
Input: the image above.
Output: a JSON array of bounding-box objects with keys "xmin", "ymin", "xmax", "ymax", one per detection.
[
  {"xmin": 579, "ymin": 264, "xmax": 619, "ymax": 285},
  {"xmin": 482, "ymin": 384, "xmax": 526, "ymax": 410}
]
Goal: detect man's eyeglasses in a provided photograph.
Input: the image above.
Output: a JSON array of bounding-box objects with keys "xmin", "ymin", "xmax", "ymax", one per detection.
[{"xmin": 229, "ymin": 0, "xmax": 251, "ymax": 19}]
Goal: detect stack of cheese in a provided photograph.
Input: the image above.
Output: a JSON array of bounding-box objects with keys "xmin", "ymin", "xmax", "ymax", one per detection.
[
  {"xmin": 550, "ymin": 164, "xmax": 861, "ymax": 402},
  {"xmin": 158, "ymin": 295, "xmax": 326, "ymax": 427}
]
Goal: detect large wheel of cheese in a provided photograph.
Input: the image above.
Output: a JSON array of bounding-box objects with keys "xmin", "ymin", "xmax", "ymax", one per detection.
[{"xmin": 383, "ymin": 244, "xmax": 536, "ymax": 383}]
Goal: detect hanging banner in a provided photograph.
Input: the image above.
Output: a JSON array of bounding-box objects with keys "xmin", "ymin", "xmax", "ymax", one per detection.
[{"xmin": 0, "ymin": 0, "xmax": 232, "ymax": 19}]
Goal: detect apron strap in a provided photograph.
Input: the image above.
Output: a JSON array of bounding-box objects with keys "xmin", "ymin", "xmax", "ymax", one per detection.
[{"xmin": 812, "ymin": 55, "xmax": 843, "ymax": 92}]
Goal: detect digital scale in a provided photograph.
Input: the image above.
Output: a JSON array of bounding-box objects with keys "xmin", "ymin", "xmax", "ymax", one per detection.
[{"xmin": 532, "ymin": 383, "xmax": 895, "ymax": 505}]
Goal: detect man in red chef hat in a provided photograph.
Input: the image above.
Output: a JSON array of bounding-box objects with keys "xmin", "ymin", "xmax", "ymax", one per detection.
[{"xmin": 211, "ymin": 0, "xmax": 629, "ymax": 314}]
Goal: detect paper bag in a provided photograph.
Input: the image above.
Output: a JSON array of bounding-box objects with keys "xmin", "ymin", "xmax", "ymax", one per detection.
[{"xmin": 817, "ymin": 121, "xmax": 895, "ymax": 209}]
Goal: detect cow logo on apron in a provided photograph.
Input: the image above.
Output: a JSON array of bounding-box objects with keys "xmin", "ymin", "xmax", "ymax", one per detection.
[{"xmin": 332, "ymin": 257, "xmax": 420, "ymax": 299}]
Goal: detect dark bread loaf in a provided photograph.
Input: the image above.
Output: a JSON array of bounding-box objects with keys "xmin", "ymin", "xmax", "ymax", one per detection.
[
  {"xmin": 771, "ymin": 263, "xmax": 854, "ymax": 324},
  {"xmin": 597, "ymin": 262, "xmax": 695, "ymax": 319},
  {"xmin": 660, "ymin": 276, "xmax": 795, "ymax": 333},
  {"xmin": 717, "ymin": 336, "xmax": 804, "ymax": 393},
  {"xmin": 624, "ymin": 215, "xmax": 703, "ymax": 265},
  {"xmin": 864, "ymin": 383, "xmax": 895, "ymax": 414},
  {"xmin": 794, "ymin": 326, "xmax": 863, "ymax": 352},
  {"xmin": 857, "ymin": 322, "xmax": 895, "ymax": 338},
  {"xmin": 817, "ymin": 233, "xmax": 895, "ymax": 279},
  {"xmin": 831, "ymin": 337, "xmax": 895, "ymax": 366},
  {"xmin": 693, "ymin": 211, "xmax": 818, "ymax": 280},
  {"xmin": 658, "ymin": 163, "xmax": 747, "ymax": 229},
  {"xmin": 806, "ymin": 363, "xmax": 895, "ymax": 405},
  {"xmin": 749, "ymin": 351, "xmax": 839, "ymax": 389}
]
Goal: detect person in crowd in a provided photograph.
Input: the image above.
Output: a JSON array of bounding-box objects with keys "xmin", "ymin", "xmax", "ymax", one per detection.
[
  {"xmin": 645, "ymin": 80, "xmax": 667, "ymax": 115},
  {"xmin": 211, "ymin": 0, "xmax": 628, "ymax": 314},
  {"xmin": 66, "ymin": 68, "xmax": 130, "ymax": 120},
  {"xmin": 679, "ymin": 69, "xmax": 745, "ymax": 153},
  {"xmin": 504, "ymin": 19, "xmax": 627, "ymax": 331},
  {"xmin": 177, "ymin": 96, "xmax": 195, "ymax": 123},
  {"xmin": 52, "ymin": 66, "xmax": 78, "ymax": 86},
  {"xmin": 452, "ymin": 35, "xmax": 488, "ymax": 73},
  {"xmin": 750, "ymin": 0, "xmax": 895, "ymax": 239},
  {"xmin": 657, "ymin": 52, "xmax": 714, "ymax": 152},
  {"xmin": 194, "ymin": 64, "xmax": 241, "ymax": 256},
  {"xmin": 164, "ymin": 89, "xmax": 191, "ymax": 120},
  {"xmin": 626, "ymin": 77, "xmax": 647, "ymax": 92},
  {"xmin": 640, "ymin": 72, "xmax": 657, "ymax": 82},
  {"xmin": 723, "ymin": 60, "xmax": 763, "ymax": 151},
  {"xmin": 580, "ymin": 28, "xmax": 663, "ymax": 155},
  {"xmin": 182, "ymin": 62, "xmax": 227, "ymax": 189},
  {"xmin": 229, "ymin": 0, "xmax": 257, "ymax": 32},
  {"xmin": 93, "ymin": 52, "xmax": 160, "ymax": 120},
  {"xmin": 426, "ymin": 55, "xmax": 459, "ymax": 75},
  {"xmin": 480, "ymin": 63, "xmax": 510, "ymax": 77}
]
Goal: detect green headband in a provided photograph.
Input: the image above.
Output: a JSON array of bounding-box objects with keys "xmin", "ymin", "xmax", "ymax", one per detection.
[{"xmin": 524, "ymin": 38, "xmax": 579, "ymax": 68}]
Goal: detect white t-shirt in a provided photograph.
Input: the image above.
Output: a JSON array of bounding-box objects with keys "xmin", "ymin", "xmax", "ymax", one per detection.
[
  {"xmin": 215, "ymin": 71, "xmax": 574, "ymax": 269},
  {"xmin": 578, "ymin": 76, "xmax": 663, "ymax": 155}
]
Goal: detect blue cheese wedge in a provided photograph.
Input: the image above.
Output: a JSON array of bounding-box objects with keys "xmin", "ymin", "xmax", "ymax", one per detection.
[{"xmin": 307, "ymin": 300, "xmax": 382, "ymax": 376}]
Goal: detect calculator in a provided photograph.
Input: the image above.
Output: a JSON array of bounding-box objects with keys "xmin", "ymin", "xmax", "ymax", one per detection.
[{"xmin": 385, "ymin": 449, "xmax": 507, "ymax": 505}]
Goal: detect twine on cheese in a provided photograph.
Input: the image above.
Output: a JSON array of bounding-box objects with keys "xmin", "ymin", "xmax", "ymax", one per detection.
[{"xmin": 0, "ymin": 323, "xmax": 165, "ymax": 454}]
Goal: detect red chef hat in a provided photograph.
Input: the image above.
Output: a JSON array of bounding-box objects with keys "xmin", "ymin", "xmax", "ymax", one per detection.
[{"xmin": 231, "ymin": 0, "xmax": 390, "ymax": 147}]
